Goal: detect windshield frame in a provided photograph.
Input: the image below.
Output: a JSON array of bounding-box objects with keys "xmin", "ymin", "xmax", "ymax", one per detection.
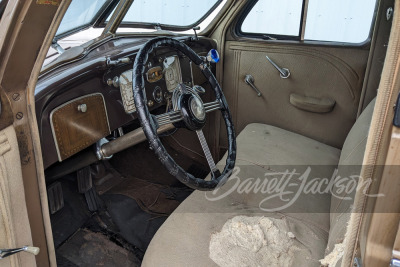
[{"xmin": 95, "ymin": 0, "xmax": 223, "ymax": 31}]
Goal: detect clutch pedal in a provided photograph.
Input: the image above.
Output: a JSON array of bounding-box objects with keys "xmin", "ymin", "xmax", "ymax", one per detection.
[{"xmin": 47, "ymin": 182, "xmax": 64, "ymax": 214}]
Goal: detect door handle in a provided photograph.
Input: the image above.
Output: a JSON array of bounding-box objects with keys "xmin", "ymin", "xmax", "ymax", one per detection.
[
  {"xmin": 0, "ymin": 246, "xmax": 40, "ymax": 259},
  {"xmin": 265, "ymin": 56, "xmax": 290, "ymax": 79},
  {"xmin": 244, "ymin": 75, "xmax": 262, "ymax": 97}
]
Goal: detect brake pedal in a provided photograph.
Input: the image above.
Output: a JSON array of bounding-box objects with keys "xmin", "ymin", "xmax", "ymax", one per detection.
[
  {"xmin": 85, "ymin": 187, "xmax": 103, "ymax": 212},
  {"xmin": 47, "ymin": 182, "xmax": 64, "ymax": 214},
  {"xmin": 77, "ymin": 166, "xmax": 93, "ymax": 193}
]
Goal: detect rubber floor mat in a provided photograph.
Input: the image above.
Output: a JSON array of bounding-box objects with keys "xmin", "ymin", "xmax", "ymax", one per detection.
[
  {"xmin": 51, "ymin": 179, "xmax": 91, "ymax": 248},
  {"xmin": 102, "ymin": 179, "xmax": 193, "ymax": 251},
  {"xmin": 57, "ymin": 229, "xmax": 140, "ymax": 267},
  {"xmin": 107, "ymin": 177, "xmax": 191, "ymax": 216}
]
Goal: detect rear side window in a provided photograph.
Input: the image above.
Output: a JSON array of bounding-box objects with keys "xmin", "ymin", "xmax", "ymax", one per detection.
[
  {"xmin": 239, "ymin": 0, "xmax": 377, "ymax": 44},
  {"xmin": 241, "ymin": 0, "xmax": 303, "ymax": 37}
]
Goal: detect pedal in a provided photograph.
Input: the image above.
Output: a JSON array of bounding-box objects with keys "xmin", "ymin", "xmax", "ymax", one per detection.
[
  {"xmin": 84, "ymin": 187, "xmax": 103, "ymax": 212},
  {"xmin": 47, "ymin": 182, "xmax": 64, "ymax": 214},
  {"xmin": 77, "ymin": 166, "xmax": 93, "ymax": 193}
]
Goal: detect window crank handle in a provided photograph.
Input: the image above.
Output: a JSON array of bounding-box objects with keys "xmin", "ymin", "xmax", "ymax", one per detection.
[
  {"xmin": 244, "ymin": 75, "xmax": 262, "ymax": 97},
  {"xmin": 265, "ymin": 56, "xmax": 290, "ymax": 79}
]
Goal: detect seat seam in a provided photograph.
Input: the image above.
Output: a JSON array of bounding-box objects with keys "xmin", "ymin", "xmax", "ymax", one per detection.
[{"xmin": 341, "ymin": 136, "xmax": 368, "ymax": 163}]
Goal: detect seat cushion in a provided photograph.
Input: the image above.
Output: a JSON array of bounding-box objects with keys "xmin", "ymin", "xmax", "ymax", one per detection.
[
  {"xmin": 232, "ymin": 123, "xmax": 340, "ymax": 166},
  {"xmin": 142, "ymin": 124, "xmax": 341, "ymax": 267}
]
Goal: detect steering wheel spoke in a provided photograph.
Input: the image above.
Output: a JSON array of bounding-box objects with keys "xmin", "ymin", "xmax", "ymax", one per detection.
[
  {"xmin": 155, "ymin": 110, "xmax": 183, "ymax": 127},
  {"xmin": 156, "ymin": 99, "xmax": 220, "ymax": 128},
  {"xmin": 204, "ymin": 100, "xmax": 221, "ymax": 113},
  {"xmin": 196, "ymin": 129, "xmax": 218, "ymax": 174}
]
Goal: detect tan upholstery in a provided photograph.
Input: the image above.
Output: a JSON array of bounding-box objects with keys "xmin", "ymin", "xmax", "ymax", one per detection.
[
  {"xmin": 142, "ymin": 100, "xmax": 375, "ymax": 266},
  {"xmin": 221, "ymin": 41, "xmax": 370, "ymax": 150},
  {"xmin": 0, "ymin": 126, "xmax": 36, "ymax": 267},
  {"xmin": 327, "ymin": 99, "xmax": 375, "ymax": 260}
]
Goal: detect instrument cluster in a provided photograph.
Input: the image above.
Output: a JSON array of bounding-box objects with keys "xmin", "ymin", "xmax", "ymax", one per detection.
[{"xmin": 105, "ymin": 53, "xmax": 196, "ymax": 115}]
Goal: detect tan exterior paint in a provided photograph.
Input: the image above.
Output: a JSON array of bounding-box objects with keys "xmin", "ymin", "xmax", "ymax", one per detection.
[{"xmin": 0, "ymin": 1, "xmax": 70, "ymax": 266}]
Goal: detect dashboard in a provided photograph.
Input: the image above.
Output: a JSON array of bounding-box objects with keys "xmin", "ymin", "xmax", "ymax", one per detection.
[{"xmin": 35, "ymin": 37, "xmax": 215, "ymax": 169}]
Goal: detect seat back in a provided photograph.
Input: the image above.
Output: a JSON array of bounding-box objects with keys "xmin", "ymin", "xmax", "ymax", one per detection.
[{"xmin": 326, "ymin": 99, "xmax": 376, "ymax": 257}]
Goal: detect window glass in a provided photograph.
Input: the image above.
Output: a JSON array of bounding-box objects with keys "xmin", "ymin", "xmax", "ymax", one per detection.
[
  {"xmin": 241, "ymin": 0, "xmax": 303, "ymax": 36},
  {"xmin": 0, "ymin": 0, "xmax": 8, "ymax": 21},
  {"xmin": 56, "ymin": 0, "xmax": 107, "ymax": 37},
  {"xmin": 304, "ymin": 0, "xmax": 377, "ymax": 43},
  {"xmin": 120, "ymin": 0, "xmax": 220, "ymax": 27},
  {"xmin": 240, "ymin": 0, "xmax": 377, "ymax": 44}
]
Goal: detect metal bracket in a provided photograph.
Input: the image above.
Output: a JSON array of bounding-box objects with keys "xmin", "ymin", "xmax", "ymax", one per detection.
[
  {"xmin": 51, "ymin": 39, "xmax": 65, "ymax": 55},
  {"xmin": 95, "ymin": 138, "xmax": 113, "ymax": 160},
  {"xmin": 191, "ymin": 26, "xmax": 200, "ymax": 41}
]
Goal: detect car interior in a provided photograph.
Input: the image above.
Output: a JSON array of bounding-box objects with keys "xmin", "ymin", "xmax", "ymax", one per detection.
[{"xmin": 1, "ymin": 0, "xmax": 397, "ymax": 266}]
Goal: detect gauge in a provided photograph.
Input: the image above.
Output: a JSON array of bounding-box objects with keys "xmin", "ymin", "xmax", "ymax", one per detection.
[
  {"xmin": 153, "ymin": 86, "xmax": 163, "ymax": 103},
  {"xmin": 146, "ymin": 66, "xmax": 163, "ymax": 83},
  {"xmin": 119, "ymin": 70, "xmax": 136, "ymax": 114},
  {"xmin": 163, "ymin": 56, "xmax": 182, "ymax": 92}
]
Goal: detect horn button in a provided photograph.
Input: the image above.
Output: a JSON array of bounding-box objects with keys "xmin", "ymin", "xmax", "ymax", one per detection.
[{"xmin": 176, "ymin": 93, "xmax": 206, "ymax": 131}]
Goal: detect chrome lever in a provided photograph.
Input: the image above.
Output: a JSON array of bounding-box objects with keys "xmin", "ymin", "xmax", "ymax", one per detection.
[
  {"xmin": 0, "ymin": 246, "xmax": 40, "ymax": 259},
  {"xmin": 244, "ymin": 75, "xmax": 262, "ymax": 97},
  {"xmin": 265, "ymin": 56, "xmax": 290, "ymax": 79}
]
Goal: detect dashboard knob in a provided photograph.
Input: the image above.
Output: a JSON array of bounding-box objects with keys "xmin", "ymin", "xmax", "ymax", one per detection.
[
  {"xmin": 106, "ymin": 78, "xmax": 113, "ymax": 86},
  {"xmin": 106, "ymin": 77, "xmax": 119, "ymax": 88},
  {"xmin": 112, "ymin": 76, "xmax": 119, "ymax": 88},
  {"xmin": 77, "ymin": 104, "xmax": 87, "ymax": 113}
]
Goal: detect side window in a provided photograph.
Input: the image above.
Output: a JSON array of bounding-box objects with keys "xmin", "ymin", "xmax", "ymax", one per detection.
[
  {"xmin": 241, "ymin": 0, "xmax": 303, "ymax": 37},
  {"xmin": 304, "ymin": 0, "xmax": 376, "ymax": 43},
  {"xmin": 239, "ymin": 0, "xmax": 377, "ymax": 44}
]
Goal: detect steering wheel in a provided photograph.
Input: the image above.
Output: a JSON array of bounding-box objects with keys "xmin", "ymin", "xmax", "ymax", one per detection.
[{"xmin": 132, "ymin": 37, "xmax": 236, "ymax": 191}]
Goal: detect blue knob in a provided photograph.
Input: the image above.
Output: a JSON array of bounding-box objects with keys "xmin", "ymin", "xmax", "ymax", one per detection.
[{"xmin": 207, "ymin": 49, "xmax": 220, "ymax": 63}]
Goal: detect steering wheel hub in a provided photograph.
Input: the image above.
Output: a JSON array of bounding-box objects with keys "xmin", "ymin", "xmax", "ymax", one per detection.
[
  {"xmin": 178, "ymin": 93, "xmax": 206, "ymax": 131},
  {"xmin": 190, "ymin": 96, "xmax": 206, "ymax": 121}
]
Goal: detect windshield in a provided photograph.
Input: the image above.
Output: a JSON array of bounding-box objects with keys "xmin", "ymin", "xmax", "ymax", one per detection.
[
  {"xmin": 56, "ymin": 0, "xmax": 110, "ymax": 38},
  {"xmin": 119, "ymin": 0, "xmax": 221, "ymax": 29}
]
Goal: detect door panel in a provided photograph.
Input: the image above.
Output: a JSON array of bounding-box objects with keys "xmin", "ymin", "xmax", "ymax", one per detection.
[
  {"xmin": 221, "ymin": 41, "xmax": 369, "ymax": 149},
  {"xmin": 0, "ymin": 125, "xmax": 36, "ymax": 267}
]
